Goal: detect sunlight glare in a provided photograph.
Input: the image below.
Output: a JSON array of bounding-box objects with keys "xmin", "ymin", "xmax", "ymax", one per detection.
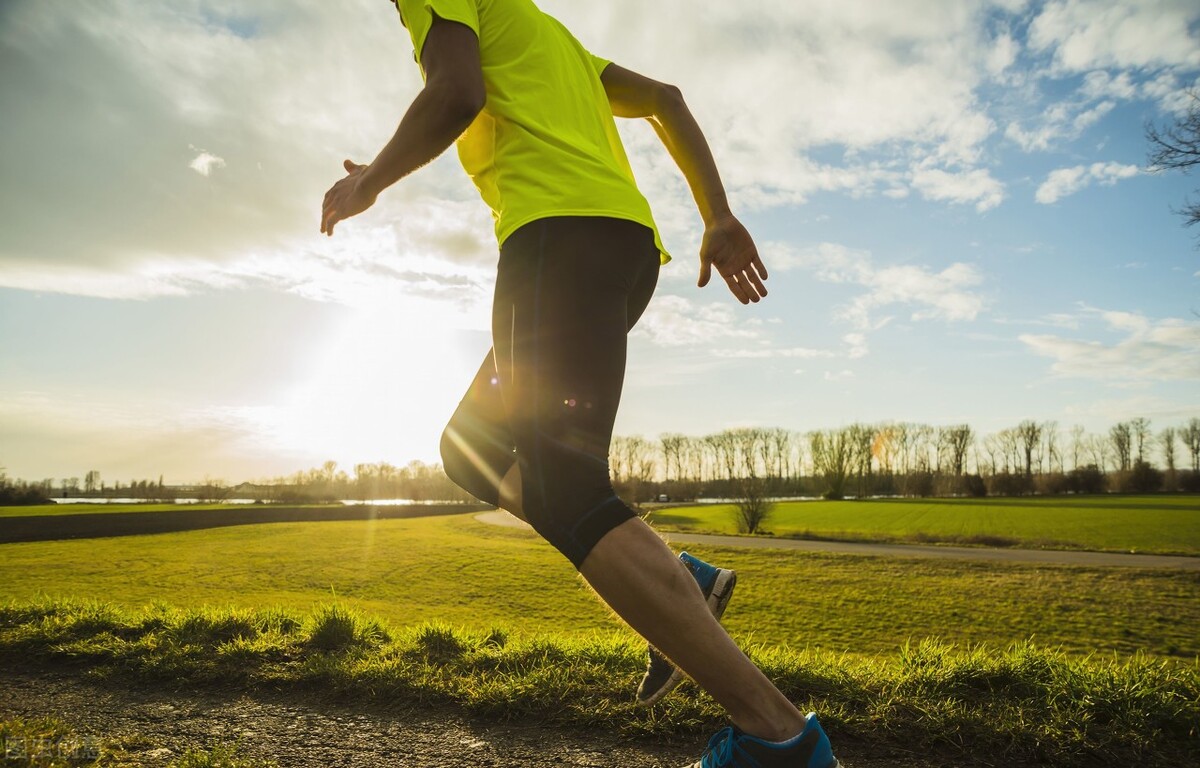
[{"xmin": 263, "ymin": 295, "xmax": 485, "ymax": 469}]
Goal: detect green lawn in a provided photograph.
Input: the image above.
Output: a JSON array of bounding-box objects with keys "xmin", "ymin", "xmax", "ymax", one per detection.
[
  {"xmin": 647, "ymin": 495, "xmax": 1200, "ymax": 555},
  {"xmin": 2, "ymin": 513, "xmax": 1196, "ymax": 658}
]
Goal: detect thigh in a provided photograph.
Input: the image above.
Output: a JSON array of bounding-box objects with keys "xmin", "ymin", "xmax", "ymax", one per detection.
[
  {"xmin": 491, "ymin": 216, "xmax": 658, "ymax": 562},
  {"xmin": 494, "ymin": 217, "xmax": 659, "ymax": 460}
]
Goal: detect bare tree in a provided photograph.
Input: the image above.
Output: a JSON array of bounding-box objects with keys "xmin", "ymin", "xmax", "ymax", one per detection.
[
  {"xmin": 1110, "ymin": 422, "xmax": 1133, "ymax": 472},
  {"xmin": 942, "ymin": 425, "xmax": 974, "ymax": 476},
  {"xmin": 1130, "ymin": 417, "xmax": 1151, "ymax": 464},
  {"xmin": 846, "ymin": 423, "xmax": 875, "ymax": 494},
  {"xmin": 980, "ymin": 433, "xmax": 1000, "ymax": 476},
  {"xmin": 1085, "ymin": 434, "xmax": 1113, "ymax": 474},
  {"xmin": 1146, "ymin": 89, "xmax": 1200, "ymax": 230},
  {"xmin": 659, "ymin": 433, "xmax": 687, "ymax": 484},
  {"xmin": 768, "ymin": 428, "xmax": 793, "ymax": 482},
  {"xmin": 1160, "ymin": 427, "xmax": 1178, "ymax": 475},
  {"xmin": 910, "ymin": 424, "xmax": 935, "ymax": 473},
  {"xmin": 1043, "ymin": 421, "xmax": 1060, "ymax": 474},
  {"xmin": 1184, "ymin": 418, "xmax": 1200, "ymax": 473},
  {"xmin": 84, "ymin": 470, "xmax": 101, "ymax": 494},
  {"xmin": 873, "ymin": 424, "xmax": 898, "ymax": 475},
  {"xmin": 732, "ymin": 476, "xmax": 773, "ymax": 534},
  {"xmin": 729, "ymin": 427, "xmax": 765, "ymax": 480},
  {"xmin": 810, "ymin": 428, "xmax": 854, "ymax": 499},
  {"xmin": 1015, "ymin": 420, "xmax": 1043, "ymax": 477},
  {"xmin": 892, "ymin": 423, "xmax": 913, "ymax": 476},
  {"xmin": 1069, "ymin": 424, "xmax": 1086, "ymax": 471}
]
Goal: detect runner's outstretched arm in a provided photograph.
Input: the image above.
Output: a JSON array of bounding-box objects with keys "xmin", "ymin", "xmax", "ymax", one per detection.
[
  {"xmin": 321, "ymin": 17, "xmax": 485, "ymax": 236},
  {"xmin": 599, "ymin": 63, "xmax": 767, "ymax": 304}
]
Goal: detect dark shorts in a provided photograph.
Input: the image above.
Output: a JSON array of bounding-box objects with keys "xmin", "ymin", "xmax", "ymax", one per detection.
[{"xmin": 440, "ymin": 216, "xmax": 660, "ymax": 568}]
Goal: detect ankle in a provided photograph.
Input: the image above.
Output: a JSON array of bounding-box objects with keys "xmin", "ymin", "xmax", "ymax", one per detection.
[{"xmin": 734, "ymin": 712, "xmax": 807, "ymax": 743}]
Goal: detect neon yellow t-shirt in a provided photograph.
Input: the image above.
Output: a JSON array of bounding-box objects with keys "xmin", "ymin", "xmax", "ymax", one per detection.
[{"xmin": 395, "ymin": 0, "xmax": 669, "ymax": 263}]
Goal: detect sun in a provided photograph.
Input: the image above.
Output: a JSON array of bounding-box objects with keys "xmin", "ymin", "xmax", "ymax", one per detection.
[{"xmin": 262, "ymin": 296, "xmax": 487, "ymax": 470}]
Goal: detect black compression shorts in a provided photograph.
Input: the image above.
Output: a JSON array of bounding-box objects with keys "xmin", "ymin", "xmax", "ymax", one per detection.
[{"xmin": 440, "ymin": 216, "xmax": 660, "ymax": 568}]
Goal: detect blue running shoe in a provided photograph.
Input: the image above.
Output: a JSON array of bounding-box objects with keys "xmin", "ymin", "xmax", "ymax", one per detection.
[
  {"xmin": 683, "ymin": 713, "xmax": 840, "ymax": 768},
  {"xmin": 636, "ymin": 551, "xmax": 737, "ymax": 706}
]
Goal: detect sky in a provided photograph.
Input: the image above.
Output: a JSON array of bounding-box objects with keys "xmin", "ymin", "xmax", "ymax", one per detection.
[{"xmin": 1, "ymin": 0, "xmax": 1198, "ymax": 484}]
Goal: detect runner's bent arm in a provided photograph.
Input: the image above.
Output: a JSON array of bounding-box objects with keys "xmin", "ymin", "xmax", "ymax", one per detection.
[
  {"xmin": 321, "ymin": 16, "xmax": 485, "ymax": 236},
  {"xmin": 599, "ymin": 63, "xmax": 767, "ymax": 303}
]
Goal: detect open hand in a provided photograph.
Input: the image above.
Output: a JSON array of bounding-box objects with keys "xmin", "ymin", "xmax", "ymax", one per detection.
[
  {"xmin": 698, "ymin": 214, "xmax": 768, "ymax": 304},
  {"xmin": 320, "ymin": 159, "xmax": 376, "ymax": 236}
]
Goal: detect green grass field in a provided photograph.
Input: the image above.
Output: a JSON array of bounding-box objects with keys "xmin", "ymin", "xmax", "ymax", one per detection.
[
  {"xmin": 2, "ymin": 513, "xmax": 1197, "ymax": 658},
  {"xmin": 647, "ymin": 495, "xmax": 1200, "ymax": 555}
]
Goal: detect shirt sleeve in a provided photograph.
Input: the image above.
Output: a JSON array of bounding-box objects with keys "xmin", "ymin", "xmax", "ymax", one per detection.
[
  {"xmin": 397, "ymin": 0, "xmax": 481, "ymax": 64},
  {"xmin": 588, "ymin": 51, "xmax": 611, "ymax": 78}
]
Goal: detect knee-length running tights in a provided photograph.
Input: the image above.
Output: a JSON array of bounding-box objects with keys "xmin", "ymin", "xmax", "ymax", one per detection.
[{"xmin": 439, "ymin": 216, "xmax": 660, "ymax": 568}]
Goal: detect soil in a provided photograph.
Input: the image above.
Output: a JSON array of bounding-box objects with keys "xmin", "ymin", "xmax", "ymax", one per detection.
[
  {"xmin": 0, "ymin": 664, "xmax": 950, "ymax": 768},
  {"xmin": 0, "ymin": 663, "xmax": 700, "ymax": 767}
]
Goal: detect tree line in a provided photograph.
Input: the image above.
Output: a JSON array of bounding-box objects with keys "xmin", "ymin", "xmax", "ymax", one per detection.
[
  {"xmin": 611, "ymin": 417, "xmax": 1200, "ymax": 502},
  {"xmin": 0, "ymin": 460, "xmax": 473, "ymax": 506},
  {"xmin": 4, "ymin": 417, "xmax": 1197, "ymax": 507}
]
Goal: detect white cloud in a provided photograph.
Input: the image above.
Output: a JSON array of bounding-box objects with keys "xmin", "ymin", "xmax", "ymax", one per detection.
[
  {"xmin": 824, "ymin": 370, "xmax": 855, "ymax": 382},
  {"xmin": 632, "ymin": 295, "xmax": 759, "ymax": 347},
  {"xmin": 712, "ymin": 347, "xmax": 836, "ymax": 360},
  {"xmin": 910, "ymin": 167, "xmax": 1005, "ymax": 211},
  {"xmin": 986, "ymin": 31, "xmax": 1020, "ymax": 77},
  {"xmin": 1035, "ymin": 161, "xmax": 1140, "ymax": 204},
  {"xmin": 189, "ymin": 149, "xmax": 226, "ymax": 177},
  {"xmin": 0, "ymin": 0, "xmax": 492, "ymax": 305},
  {"xmin": 543, "ymin": 0, "xmax": 1018, "ymax": 220},
  {"xmin": 1028, "ymin": 0, "xmax": 1200, "ymax": 72},
  {"xmin": 1005, "ymin": 99, "xmax": 1117, "ymax": 152},
  {"xmin": 1019, "ymin": 309, "xmax": 1200, "ymax": 383},
  {"xmin": 843, "ymin": 333, "xmax": 869, "ymax": 359},
  {"xmin": 1081, "ymin": 70, "xmax": 1137, "ymax": 101},
  {"xmin": 0, "ymin": 0, "xmax": 1189, "ymax": 307},
  {"xmin": 768, "ymin": 242, "xmax": 985, "ymax": 330}
]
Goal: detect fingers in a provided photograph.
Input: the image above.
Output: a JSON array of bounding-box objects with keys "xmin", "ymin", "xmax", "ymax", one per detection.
[
  {"xmin": 320, "ymin": 192, "xmax": 340, "ymax": 236},
  {"xmin": 698, "ymin": 259, "xmax": 712, "ymax": 288},
  {"xmin": 321, "ymin": 161, "xmax": 364, "ymax": 235},
  {"xmin": 724, "ymin": 273, "xmax": 750, "ymax": 304},
  {"xmin": 752, "ymin": 253, "xmax": 768, "ymax": 281}
]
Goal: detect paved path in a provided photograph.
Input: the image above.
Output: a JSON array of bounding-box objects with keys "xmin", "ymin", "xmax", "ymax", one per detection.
[{"xmin": 474, "ymin": 511, "xmax": 1200, "ymax": 570}]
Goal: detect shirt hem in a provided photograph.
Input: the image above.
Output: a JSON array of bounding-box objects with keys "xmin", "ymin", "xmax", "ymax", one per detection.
[{"xmin": 497, "ymin": 210, "xmax": 671, "ymax": 265}]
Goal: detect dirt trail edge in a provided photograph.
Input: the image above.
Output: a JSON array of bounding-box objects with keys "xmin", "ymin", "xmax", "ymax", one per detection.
[{"xmin": 0, "ymin": 665, "xmax": 936, "ymax": 768}]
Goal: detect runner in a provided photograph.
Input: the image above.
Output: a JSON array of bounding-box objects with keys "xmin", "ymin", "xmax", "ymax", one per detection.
[{"xmin": 320, "ymin": 2, "xmax": 840, "ymax": 766}]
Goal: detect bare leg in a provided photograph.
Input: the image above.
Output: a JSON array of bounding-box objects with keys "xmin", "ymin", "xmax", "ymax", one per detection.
[
  {"xmin": 580, "ymin": 517, "xmax": 805, "ymax": 741},
  {"xmin": 502, "ymin": 463, "xmax": 803, "ymax": 741}
]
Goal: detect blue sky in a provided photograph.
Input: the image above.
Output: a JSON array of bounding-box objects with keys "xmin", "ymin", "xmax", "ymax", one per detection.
[{"xmin": 1, "ymin": 0, "xmax": 1198, "ymax": 483}]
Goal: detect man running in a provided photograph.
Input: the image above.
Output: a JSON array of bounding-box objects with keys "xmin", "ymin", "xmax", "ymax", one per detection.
[{"xmin": 321, "ymin": 1, "xmax": 840, "ymax": 766}]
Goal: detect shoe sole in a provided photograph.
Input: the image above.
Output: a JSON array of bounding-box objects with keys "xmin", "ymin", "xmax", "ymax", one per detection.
[{"xmin": 639, "ymin": 568, "xmax": 738, "ymax": 706}]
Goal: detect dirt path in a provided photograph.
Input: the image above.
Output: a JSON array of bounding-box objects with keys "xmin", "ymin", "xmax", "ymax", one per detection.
[
  {"xmin": 475, "ymin": 511, "xmax": 1200, "ymax": 569},
  {"xmin": 0, "ymin": 665, "xmax": 939, "ymax": 768},
  {"xmin": 0, "ymin": 665, "xmax": 699, "ymax": 767}
]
